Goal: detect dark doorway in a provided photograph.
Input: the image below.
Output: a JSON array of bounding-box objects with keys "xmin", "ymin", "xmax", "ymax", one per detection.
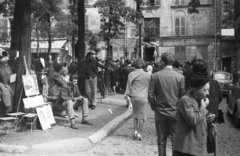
[
  {"xmin": 222, "ymin": 57, "xmax": 231, "ymax": 73},
  {"xmin": 144, "ymin": 47, "xmax": 154, "ymax": 62}
]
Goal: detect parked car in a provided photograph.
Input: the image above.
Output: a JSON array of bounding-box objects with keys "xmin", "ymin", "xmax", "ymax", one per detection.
[
  {"xmin": 212, "ymin": 70, "xmax": 233, "ymax": 95},
  {"xmin": 227, "ymin": 71, "xmax": 240, "ymax": 128}
]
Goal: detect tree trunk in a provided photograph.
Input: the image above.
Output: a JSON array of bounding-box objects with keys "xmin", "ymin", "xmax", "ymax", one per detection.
[
  {"xmin": 47, "ymin": 29, "xmax": 52, "ymax": 62},
  {"xmin": 10, "ymin": 0, "xmax": 31, "ymax": 112},
  {"xmin": 71, "ymin": 0, "xmax": 76, "ymax": 58},
  {"xmin": 78, "ymin": 0, "xmax": 85, "ymax": 60},
  {"xmin": 77, "ymin": 0, "xmax": 85, "ymax": 95},
  {"xmin": 47, "ymin": 14, "xmax": 52, "ymax": 62},
  {"xmin": 104, "ymin": 7, "xmax": 113, "ymax": 91},
  {"xmin": 36, "ymin": 21, "xmax": 40, "ymax": 57},
  {"xmin": 72, "ymin": 34, "xmax": 75, "ymax": 58}
]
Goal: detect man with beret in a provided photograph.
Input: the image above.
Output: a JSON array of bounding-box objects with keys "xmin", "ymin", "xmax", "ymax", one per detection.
[{"xmin": 148, "ymin": 52, "xmax": 185, "ymax": 156}]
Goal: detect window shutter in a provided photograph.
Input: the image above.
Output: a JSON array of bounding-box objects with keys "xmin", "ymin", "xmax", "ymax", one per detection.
[
  {"xmin": 85, "ymin": 15, "xmax": 88, "ymax": 30},
  {"xmin": 175, "ymin": 18, "xmax": 180, "ymax": 36},
  {"xmin": 155, "ymin": 0, "xmax": 160, "ymax": 6},
  {"xmin": 181, "ymin": 0, "xmax": 185, "ymax": 5},
  {"xmin": 155, "ymin": 18, "xmax": 160, "ymax": 36},
  {"xmin": 175, "ymin": 0, "xmax": 179, "ymax": 5},
  {"xmin": 181, "ymin": 17, "xmax": 185, "ymax": 35}
]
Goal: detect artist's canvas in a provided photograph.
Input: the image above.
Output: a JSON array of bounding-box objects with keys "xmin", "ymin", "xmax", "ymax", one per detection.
[
  {"xmin": 36, "ymin": 105, "xmax": 55, "ymax": 130},
  {"xmin": 22, "ymin": 74, "xmax": 40, "ymax": 96}
]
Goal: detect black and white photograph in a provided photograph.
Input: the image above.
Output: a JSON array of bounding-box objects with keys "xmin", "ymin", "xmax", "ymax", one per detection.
[{"xmin": 0, "ymin": 0, "xmax": 240, "ymax": 156}]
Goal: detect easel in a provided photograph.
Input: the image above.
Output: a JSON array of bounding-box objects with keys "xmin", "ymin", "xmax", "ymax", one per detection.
[{"xmin": 21, "ymin": 56, "xmax": 55, "ymax": 131}]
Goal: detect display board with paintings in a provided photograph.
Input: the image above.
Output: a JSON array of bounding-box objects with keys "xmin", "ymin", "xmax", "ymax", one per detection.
[{"xmin": 22, "ymin": 74, "xmax": 40, "ymax": 96}]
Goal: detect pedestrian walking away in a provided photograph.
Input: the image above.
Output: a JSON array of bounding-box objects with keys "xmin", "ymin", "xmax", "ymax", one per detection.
[
  {"xmin": 125, "ymin": 58, "xmax": 151, "ymax": 141},
  {"xmin": 148, "ymin": 52, "xmax": 185, "ymax": 156}
]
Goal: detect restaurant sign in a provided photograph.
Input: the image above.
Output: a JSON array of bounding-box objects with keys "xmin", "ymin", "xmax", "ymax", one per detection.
[{"xmin": 161, "ymin": 38, "xmax": 214, "ymax": 47}]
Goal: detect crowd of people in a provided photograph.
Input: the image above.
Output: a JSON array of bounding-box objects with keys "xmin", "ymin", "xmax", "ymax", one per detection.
[{"xmin": 0, "ymin": 49, "xmax": 225, "ymax": 155}]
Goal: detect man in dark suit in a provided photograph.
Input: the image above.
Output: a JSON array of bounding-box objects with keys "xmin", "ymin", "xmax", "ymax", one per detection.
[
  {"xmin": 148, "ymin": 52, "xmax": 185, "ymax": 156},
  {"xmin": 121, "ymin": 59, "xmax": 135, "ymax": 94},
  {"xmin": 73, "ymin": 52, "xmax": 112, "ymax": 110}
]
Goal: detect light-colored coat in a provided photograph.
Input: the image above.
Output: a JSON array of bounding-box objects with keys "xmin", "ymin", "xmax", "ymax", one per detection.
[
  {"xmin": 174, "ymin": 92, "xmax": 209, "ymax": 156},
  {"xmin": 125, "ymin": 69, "xmax": 150, "ymax": 98}
]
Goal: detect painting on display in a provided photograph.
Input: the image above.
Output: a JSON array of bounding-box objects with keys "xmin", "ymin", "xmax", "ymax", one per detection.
[
  {"xmin": 22, "ymin": 74, "xmax": 40, "ymax": 96},
  {"xmin": 36, "ymin": 105, "xmax": 55, "ymax": 130}
]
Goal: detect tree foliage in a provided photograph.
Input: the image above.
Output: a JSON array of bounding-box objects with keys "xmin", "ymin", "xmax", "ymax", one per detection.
[
  {"xmin": 0, "ymin": 1, "xmax": 7, "ymax": 15},
  {"xmin": 143, "ymin": 20, "xmax": 158, "ymax": 42},
  {"xmin": 94, "ymin": 0, "xmax": 137, "ymax": 44},
  {"xmin": 187, "ymin": 0, "xmax": 200, "ymax": 14},
  {"xmin": 88, "ymin": 33, "xmax": 101, "ymax": 54}
]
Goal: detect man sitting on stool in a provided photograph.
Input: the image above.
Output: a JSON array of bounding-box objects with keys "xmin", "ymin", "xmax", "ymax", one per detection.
[{"xmin": 55, "ymin": 76, "xmax": 92, "ymax": 129}]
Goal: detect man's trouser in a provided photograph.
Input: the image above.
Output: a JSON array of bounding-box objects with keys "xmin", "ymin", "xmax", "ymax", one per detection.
[
  {"xmin": 85, "ymin": 77, "xmax": 97, "ymax": 106},
  {"xmin": 62, "ymin": 98, "xmax": 89, "ymax": 119},
  {"xmin": 155, "ymin": 111, "xmax": 177, "ymax": 156}
]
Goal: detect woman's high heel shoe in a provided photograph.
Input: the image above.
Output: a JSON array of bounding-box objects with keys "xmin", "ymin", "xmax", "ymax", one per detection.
[
  {"xmin": 133, "ymin": 131, "xmax": 138, "ymax": 140},
  {"xmin": 137, "ymin": 133, "xmax": 142, "ymax": 141}
]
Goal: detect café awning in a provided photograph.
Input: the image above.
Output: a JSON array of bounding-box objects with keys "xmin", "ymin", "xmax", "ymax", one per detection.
[{"xmin": 31, "ymin": 40, "xmax": 67, "ymax": 53}]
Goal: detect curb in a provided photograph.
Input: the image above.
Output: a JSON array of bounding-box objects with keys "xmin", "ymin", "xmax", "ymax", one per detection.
[
  {"xmin": 88, "ymin": 109, "xmax": 132, "ymax": 144},
  {"xmin": 0, "ymin": 109, "xmax": 132, "ymax": 154}
]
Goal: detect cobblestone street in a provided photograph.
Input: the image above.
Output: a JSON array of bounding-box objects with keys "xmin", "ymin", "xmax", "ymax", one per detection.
[
  {"xmin": 1, "ymin": 98, "xmax": 240, "ymax": 156},
  {"xmin": 78, "ymin": 98, "xmax": 240, "ymax": 156}
]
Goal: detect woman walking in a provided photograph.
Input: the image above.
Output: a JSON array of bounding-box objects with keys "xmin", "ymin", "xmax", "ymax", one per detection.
[{"xmin": 125, "ymin": 58, "xmax": 151, "ymax": 140}]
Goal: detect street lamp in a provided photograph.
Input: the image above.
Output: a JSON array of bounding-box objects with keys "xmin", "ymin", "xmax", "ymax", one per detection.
[{"xmin": 136, "ymin": 12, "xmax": 144, "ymax": 58}]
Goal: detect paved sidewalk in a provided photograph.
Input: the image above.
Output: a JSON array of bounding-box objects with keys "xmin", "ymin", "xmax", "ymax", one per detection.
[{"xmin": 0, "ymin": 94, "xmax": 132, "ymax": 155}]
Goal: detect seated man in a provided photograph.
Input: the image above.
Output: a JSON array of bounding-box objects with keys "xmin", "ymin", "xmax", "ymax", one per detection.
[{"xmin": 55, "ymin": 76, "xmax": 92, "ymax": 129}]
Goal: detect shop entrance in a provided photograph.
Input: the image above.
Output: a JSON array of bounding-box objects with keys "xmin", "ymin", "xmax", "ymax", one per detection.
[{"xmin": 144, "ymin": 47, "xmax": 154, "ymax": 62}]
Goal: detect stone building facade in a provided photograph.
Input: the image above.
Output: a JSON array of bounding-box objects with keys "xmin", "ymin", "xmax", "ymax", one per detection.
[
  {"xmin": 234, "ymin": 0, "xmax": 240, "ymax": 69},
  {"xmin": 139, "ymin": 0, "xmax": 221, "ymax": 71}
]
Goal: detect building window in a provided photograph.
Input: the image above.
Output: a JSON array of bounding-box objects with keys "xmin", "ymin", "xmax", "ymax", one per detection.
[
  {"xmin": 175, "ymin": 46, "xmax": 186, "ymax": 64},
  {"xmin": 223, "ymin": 0, "xmax": 230, "ymax": 12},
  {"xmin": 149, "ymin": 0, "xmax": 161, "ymax": 6},
  {"xmin": 175, "ymin": 17, "xmax": 185, "ymax": 36},
  {"xmin": 144, "ymin": 18, "xmax": 160, "ymax": 36},
  {"xmin": 67, "ymin": 0, "xmax": 73, "ymax": 5},
  {"xmin": 175, "ymin": 0, "xmax": 186, "ymax": 5},
  {"xmin": 85, "ymin": 15, "xmax": 88, "ymax": 30},
  {"xmin": 85, "ymin": 0, "xmax": 88, "ymax": 5}
]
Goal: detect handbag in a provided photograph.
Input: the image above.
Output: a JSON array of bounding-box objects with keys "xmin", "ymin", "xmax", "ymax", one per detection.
[{"xmin": 207, "ymin": 123, "xmax": 216, "ymax": 153}]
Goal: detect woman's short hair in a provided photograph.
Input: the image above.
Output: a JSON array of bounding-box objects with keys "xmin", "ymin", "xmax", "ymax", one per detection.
[
  {"xmin": 173, "ymin": 61, "xmax": 180, "ymax": 68},
  {"xmin": 134, "ymin": 58, "xmax": 145, "ymax": 69},
  {"xmin": 161, "ymin": 52, "xmax": 175, "ymax": 65},
  {"xmin": 54, "ymin": 63, "xmax": 63, "ymax": 72}
]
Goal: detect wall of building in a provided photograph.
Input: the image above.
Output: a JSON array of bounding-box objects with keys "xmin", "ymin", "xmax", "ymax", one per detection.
[
  {"xmin": 140, "ymin": 0, "xmax": 221, "ymax": 71},
  {"xmin": 234, "ymin": 0, "xmax": 240, "ymax": 69}
]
